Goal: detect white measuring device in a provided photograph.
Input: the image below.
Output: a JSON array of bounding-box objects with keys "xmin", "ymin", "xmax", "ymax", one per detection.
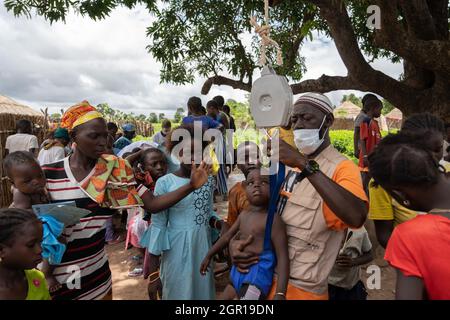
[{"xmin": 250, "ymin": 65, "xmax": 292, "ymax": 129}]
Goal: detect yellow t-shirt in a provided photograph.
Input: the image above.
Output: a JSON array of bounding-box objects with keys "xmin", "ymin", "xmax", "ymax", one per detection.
[
  {"xmin": 440, "ymin": 159, "xmax": 450, "ymax": 172},
  {"xmin": 208, "ymin": 146, "xmax": 220, "ymax": 176},
  {"xmin": 268, "ymin": 127, "xmax": 296, "ymax": 148},
  {"xmin": 25, "ymin": 269, "xmax": 51, "ymax": 300},
  {"xmin": 368, "ymin": 180, "xmax": 418, "ymax": 226}
]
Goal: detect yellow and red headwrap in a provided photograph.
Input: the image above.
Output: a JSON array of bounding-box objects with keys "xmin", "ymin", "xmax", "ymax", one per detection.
[{"xmin": 60, "ymin": 100, "xmax": 103, "ymax": 130}]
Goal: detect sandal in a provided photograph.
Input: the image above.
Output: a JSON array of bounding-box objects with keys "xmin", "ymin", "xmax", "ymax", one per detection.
[{"xmin": 128, "ymin": 267, "xmax": 143, "ymax": 277}]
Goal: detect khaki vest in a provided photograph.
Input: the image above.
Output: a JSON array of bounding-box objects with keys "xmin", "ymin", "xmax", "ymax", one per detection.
[{"xmin": 281, "ymin": 145, "xmax": 348, "ymax": 295}]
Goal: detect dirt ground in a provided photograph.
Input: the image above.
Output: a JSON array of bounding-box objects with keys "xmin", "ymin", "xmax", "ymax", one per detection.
[{"xmin": 106, "ymin": 174, "xmax": 396, "ymax": 300}]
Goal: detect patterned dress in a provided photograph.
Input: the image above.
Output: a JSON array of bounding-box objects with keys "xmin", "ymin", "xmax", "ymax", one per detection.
[{"xmin": 140, "ymin": 174, "xmax": 216, "ymax": 300}]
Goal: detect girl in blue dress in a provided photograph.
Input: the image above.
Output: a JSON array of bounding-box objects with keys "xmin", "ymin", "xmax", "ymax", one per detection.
[{"xmin": 141, "ymin": 124, "xmax": 224, "ymax": 300}]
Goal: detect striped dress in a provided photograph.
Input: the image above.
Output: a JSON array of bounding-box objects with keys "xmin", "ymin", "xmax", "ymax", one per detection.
[{"xmin": 42, "ymin": 157, "xmax": 115, "ymax": 300}]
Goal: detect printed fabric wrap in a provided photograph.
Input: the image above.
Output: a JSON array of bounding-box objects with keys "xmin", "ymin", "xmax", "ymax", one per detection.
[{"xmin": 80, "ymin": 154, "xmax": 144, "ymax": 209}]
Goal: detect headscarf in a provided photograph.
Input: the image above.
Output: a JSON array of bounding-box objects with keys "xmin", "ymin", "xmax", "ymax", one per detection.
[
  {"xmin": 54, "ymin": 127, "xmax": 69, "ymax": 140},
  {"xmin": 122, "ymin": 123, "xmax": 136, "ymax": 132},
  {"xmin": 60, "ymin": 101, "xmax": 103, "ymax": 130}
]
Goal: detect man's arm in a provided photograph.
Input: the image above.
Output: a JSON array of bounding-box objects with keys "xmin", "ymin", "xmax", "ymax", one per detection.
[
  {"xmin": 306, "ymin": 172, "xmax": 367, "ymax": 227},
  {"xmin": 271, "ymin": 214, "xmax": 289, "ymax": 299},
  {"xmin": 373, "ymin": 220, "xmax": 394, "ymax": 249},
  {"xmin": 353, "ymin": 127, "xmax": 360, "ymax": 158},
  {"xmin": 29, "ymin": 148, "xmax": 38, "ymax": 157},
  {"xmin": 359, "ymin": 122, "xmax": 369, "ymax": 166},
  {"xmin": 29, "ymin": 136, "xmax": 39, "ymax": 157},
  {"xmin": 278, "ymin": 139, "xmax": 367, "ymax": 228}
]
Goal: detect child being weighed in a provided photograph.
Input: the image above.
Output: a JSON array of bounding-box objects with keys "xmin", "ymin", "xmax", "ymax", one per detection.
[{"xmin": 200, "ymin": 168, "xmax": 289, "ymax": 300}]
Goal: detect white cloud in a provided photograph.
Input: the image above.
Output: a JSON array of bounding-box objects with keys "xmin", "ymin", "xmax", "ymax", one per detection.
[{"xmin": 0, "ymin": 4, "xmax": 403, "ymax": 117}]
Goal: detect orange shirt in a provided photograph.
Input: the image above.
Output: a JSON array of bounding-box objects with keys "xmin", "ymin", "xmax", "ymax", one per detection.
[
  {"xmin": 227, "ymin": 182, "xmax": 249, "ymax": 226},
  {"xmin": 385, "ymin": 214, "xmax": 450, "ymax": 299},
  {"xmin": 324, "ymin": 159, "xmax": 369, "ymax": 230},
  {"xmin": 280, "ymin": 160, "xmax": 368, "ymax": 231},
  {"xmin": 359, "ymin": 118, "xmax": 381, "ymax": 168}
]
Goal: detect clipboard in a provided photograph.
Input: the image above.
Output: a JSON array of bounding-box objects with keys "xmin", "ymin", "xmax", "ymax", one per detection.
[{"xmin": 32, "ymin": 201, "xmax": 91, "ymax": 227}]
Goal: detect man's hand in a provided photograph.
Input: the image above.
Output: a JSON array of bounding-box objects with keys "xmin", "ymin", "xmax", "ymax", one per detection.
[
  {"xmin": 335, "ymin": 254, "xmax": 354, "ymax": 268},
  {"xmin": 229, "ymin": 232, "xmax": 258, "ymax": 273},
  {"xmin": 279, "ymin": 139, "xmax": 308, "ymax": 169},
  {"xmin": 189, "ymin": 161, "xmax": 211, "ymax": 189},
  {"xmin": 269, "ymin": 133, "xmax": 307, "ymax": 169}
]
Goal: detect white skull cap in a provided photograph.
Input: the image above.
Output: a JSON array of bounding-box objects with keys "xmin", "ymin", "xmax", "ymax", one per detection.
[{"xmin": 294, "ymin": 92, "xmax": 335, "ymax": 115}]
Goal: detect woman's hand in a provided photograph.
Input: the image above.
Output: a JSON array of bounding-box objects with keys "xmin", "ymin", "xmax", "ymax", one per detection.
[
  {"xmin": 200, "ymin": 256, "xmax": 212, "ymax": 275},
  {"xmin": 229, "ymin": 232, "xmax": 259, "ymax": 273},
  {"xmin": 190, "ymin": 161, "xmax": 211, "ymax": 189}
]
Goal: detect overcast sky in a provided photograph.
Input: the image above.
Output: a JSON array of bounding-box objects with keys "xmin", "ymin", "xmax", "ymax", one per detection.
[{"xmin": 0, "ymin": 3, "xmax": 403, "ymax": 117}]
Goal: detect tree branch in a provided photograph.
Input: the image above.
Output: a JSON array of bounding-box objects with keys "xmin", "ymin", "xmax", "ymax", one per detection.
[
  {"xmin": 201, "ymin": 75, "xmax": 251, "ymax": 95},
  {"xmin": 283, "ymin": 11, "xmax": 315, "ymax": 71},
  {"xmin": 308, "ymin": 0, "xmax": 418, "ymax": 108},
  {"xmin": 427, "ymin": 0, "xmax": 449, "ymax": 40},
  {"xmin": 398, "ymin": 0, "xmax": 437, "ymax": 39},
  {"xmin": 308, "ymin": 0, "xmax": 371, "ymax": 79},
  {"xmin": 290, "ymin": 75, "xmax": 360, "ymax": 94},
  {"xmin": 373, "ymin": 0, "xmax": 450, "ymax": 75}
]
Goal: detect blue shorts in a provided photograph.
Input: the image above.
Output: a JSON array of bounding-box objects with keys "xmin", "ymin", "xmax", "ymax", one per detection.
[{"xmin": 230, "ymin": 249, "xmax": 276, "ymax": 297}]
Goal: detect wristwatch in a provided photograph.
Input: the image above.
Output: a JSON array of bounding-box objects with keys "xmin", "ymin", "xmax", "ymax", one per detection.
[{"xmin": 302, "ymin": 160, "xmax": 320, "ymax": 177}]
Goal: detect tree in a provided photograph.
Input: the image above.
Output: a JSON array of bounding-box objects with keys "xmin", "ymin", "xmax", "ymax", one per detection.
[
  {"xmin": 136, "ymin": 114, "xmax": 147, "ymax": 121},
  {"xmin": 5, "ymin": 0, "xmax": 449, "ymax": 121},
  {"xmin": 227, "ymin": 100, "xmax": 255, "ymax": 127},
  {"xmin": 173, "ymin": 107, "xmax": 185, "ymax": 123},
  {"xmin": 381, "ymin": 98, "xmax": 395, "ymax": 115},
  {"xmin": 50, "ymin": 113, "xmax": 61, "ymax": 122},
  {"xmin": 96, "ymin": 103, "xmax": 116, "ymax": 119},
  {"xmin": 158, "ymin": 113, "xmax": 166, "ymax": 122},
  {"xmin": 148, "ymin": 112, "xmax": 158, "ymax": 123},
  {"xmin": 341, "ymin": 93, "xmax": 362, "ymax": 108}
]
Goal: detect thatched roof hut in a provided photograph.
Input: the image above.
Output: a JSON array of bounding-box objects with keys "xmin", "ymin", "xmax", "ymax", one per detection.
[
  {"xmin": 332, "ymin": 101, "xmax": 362, "ymax": 130},
  {"xmin": 386, "ymin": 108, "xmax": 403, "ymax": 120},
  {"xmin": 0, "ymin": 95, "xmax": 45, "ymax": 207},
  {"xmin": 385, "ymin": 108, "xmax": 403, "ymax": 130},
  {"xmin": 333, "ymin": 101, "xmax": 362, "ymax": 119},
  {"xmin": 331, "ymin": 100, "xmax": 389, "ymax": 131}
]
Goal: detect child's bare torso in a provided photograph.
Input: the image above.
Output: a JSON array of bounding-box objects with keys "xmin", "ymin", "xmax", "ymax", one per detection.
[{"xmin": 237, "ymin": 208, "xmax": 268, "ymax": 255}]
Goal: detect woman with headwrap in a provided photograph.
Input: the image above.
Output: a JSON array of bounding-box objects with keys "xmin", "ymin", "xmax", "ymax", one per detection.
[
  {"xmin": 40, "ymin": 101, "xmax": 210, "ymax": 300},
  {"xmin": 37, "ymin": 128, "xmax": 70, "ymax": 166}
]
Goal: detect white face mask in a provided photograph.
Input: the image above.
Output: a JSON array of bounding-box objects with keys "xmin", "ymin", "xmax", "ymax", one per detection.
[{"xmin": 293, "ymin": 116, "xmax": 328, "ymax": 155}]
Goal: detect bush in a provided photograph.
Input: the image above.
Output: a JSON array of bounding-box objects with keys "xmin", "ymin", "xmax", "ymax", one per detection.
[
  {"xmin": 330, "ymin": 130, "xmax": 357, "ymax": 163},
  {"xmin": 330, "ymin": 130, "xmax": 393, "ymax": 164}
]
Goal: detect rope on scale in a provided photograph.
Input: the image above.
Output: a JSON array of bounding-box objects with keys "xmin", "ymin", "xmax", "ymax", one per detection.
[{"xmin": 249, "ymin": 0, "xmax": 283, "ymax": 66}]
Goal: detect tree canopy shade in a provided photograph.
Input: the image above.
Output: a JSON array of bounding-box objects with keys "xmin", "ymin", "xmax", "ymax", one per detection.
[{"xmin": 4, "ymin": 0, "xmax": 450, "ymax": 121}]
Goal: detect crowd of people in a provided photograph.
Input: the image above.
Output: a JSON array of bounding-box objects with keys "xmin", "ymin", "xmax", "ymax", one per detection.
[{"xmin": 0, "ymin": 92, "xmax": 449, "ymax": 301}]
